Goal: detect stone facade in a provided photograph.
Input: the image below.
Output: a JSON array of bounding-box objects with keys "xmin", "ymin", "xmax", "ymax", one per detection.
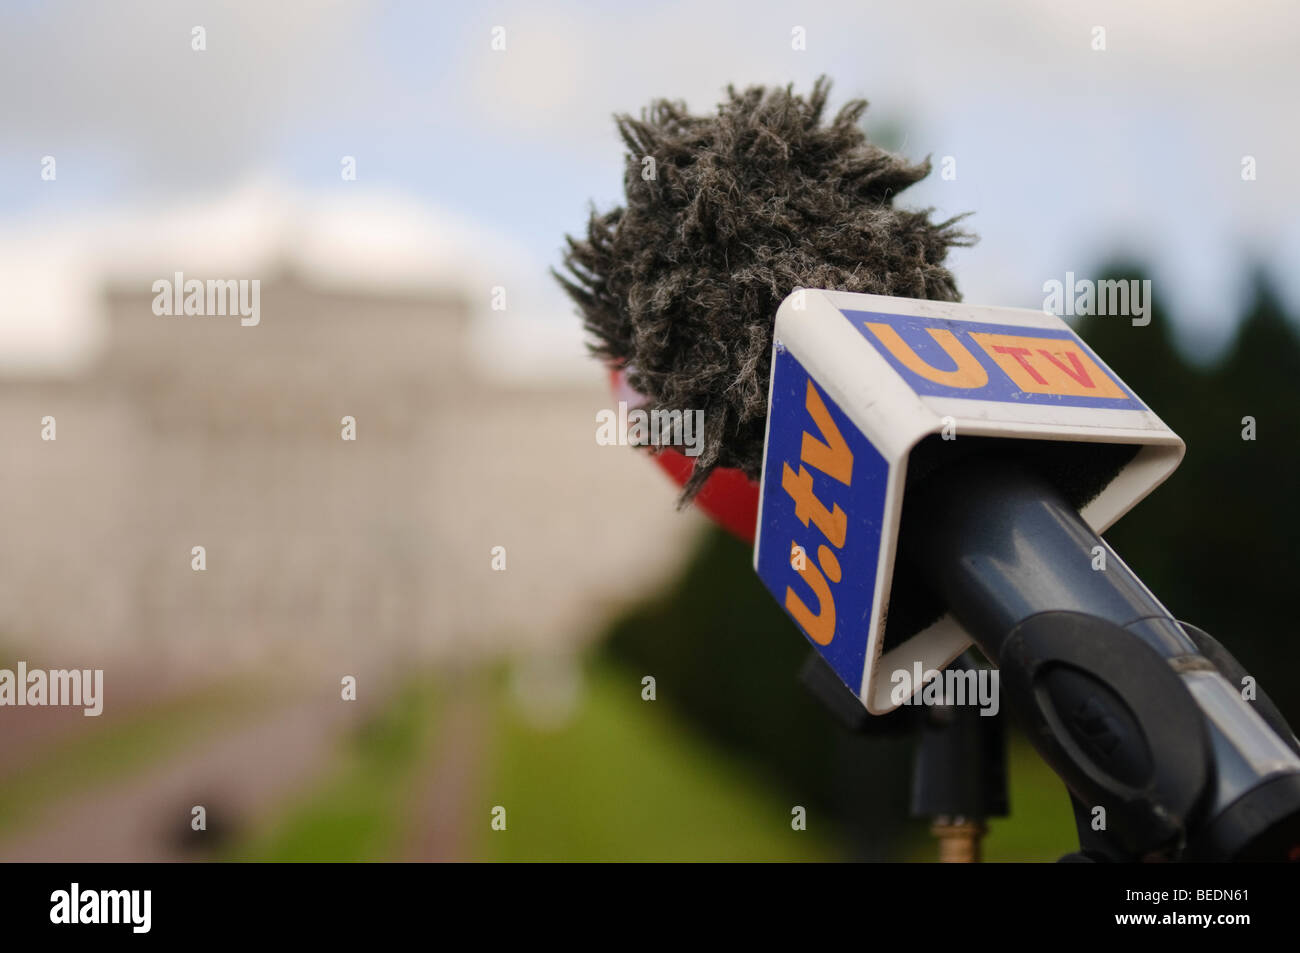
[{"xmin": 0, "ymin": 268, "xmax": 698, "ymax": 689}]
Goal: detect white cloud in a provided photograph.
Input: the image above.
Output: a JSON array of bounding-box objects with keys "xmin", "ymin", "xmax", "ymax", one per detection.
[
  {"xmin": 0, "ymin": 0, "xmax": 373, "ymax": 183},
  {"xmin": 0, "ymin": 180, "xmax": 577, "ymax": 374}
]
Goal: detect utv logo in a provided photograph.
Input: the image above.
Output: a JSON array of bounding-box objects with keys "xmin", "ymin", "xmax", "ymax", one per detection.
[
  {"xmin": 844, "ymin": 310, "xmax": 1141, "ymax": 410},
  {"xmin": 50, "ymin": 883, "xmax": 151, "ymax": 934},
  {"xmin": 756, "ymin": 348, "xmax": 889, "ymax": 693},
  {"xmin": 778, "ymin": 378, "xmax": 854, "ymax": 647}
]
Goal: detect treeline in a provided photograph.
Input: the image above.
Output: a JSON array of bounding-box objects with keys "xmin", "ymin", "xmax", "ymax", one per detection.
[{"xmin": 1076, "ymin": 263, "xmax": 1300, "ymax": 720}]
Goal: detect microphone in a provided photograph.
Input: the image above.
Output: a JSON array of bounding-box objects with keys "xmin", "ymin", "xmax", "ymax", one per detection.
[{"xmin": 557, "ymin": 78, "xmax": 1300, "ymax": 861}]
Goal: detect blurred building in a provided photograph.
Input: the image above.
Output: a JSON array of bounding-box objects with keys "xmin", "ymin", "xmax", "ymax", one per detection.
[{"xmin": 0, "ymin": 189, "xmax": 699, "ymax": 692}]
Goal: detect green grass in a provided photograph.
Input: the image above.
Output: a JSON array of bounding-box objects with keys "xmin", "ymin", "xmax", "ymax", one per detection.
[
  {"xmin": 478, "ymin": 662, "xmax": 844, "ymax": 862},
  {"xmin": 222, "ymin": 660, "xmax": 846, "ymax": 862},
  {"xmin": 0, "ymin": 678, "xmax": 269, "ymax": 838},
  {"xmin": 221, "ymin": 662, "xmax": 846, "ymax": 862},
  {"xmin": 213, "ymin": 661, "xmax": 1076, "ymax": 862},
  {"xmin": 974, "ymin": 735, "xmax": 1076, "ymax": 862},
  {"xmin": 224, "ymin": 676, "xmax": 442, "ymax": 862}
]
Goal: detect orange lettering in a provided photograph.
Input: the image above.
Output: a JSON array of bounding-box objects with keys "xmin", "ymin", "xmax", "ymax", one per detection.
[
  {"xmin": 785, "ymin": 541, "xmax": 836, "ymax": 645},
  {"xmin": 864, "ymin": 324, "xmax": 989, "ymax": 389},
  {"xmin": 799, "ymin": 381, "xmax": 853, "ymax": 485},
  {"xmin": 971, "ymin": 332, "xmax": 1127, "ymax": 399},
  {"xmin": 782, "ymin": 463, "xmax": 847, "ymax": 548}
]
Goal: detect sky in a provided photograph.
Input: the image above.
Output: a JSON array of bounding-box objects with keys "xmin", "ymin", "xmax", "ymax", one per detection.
[{"xmin": 1, "ymin": 0, "xmax": 1297, "ymax": 369}]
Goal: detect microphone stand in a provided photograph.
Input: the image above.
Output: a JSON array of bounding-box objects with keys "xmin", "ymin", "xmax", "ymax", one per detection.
[
  {"xmin": 801, "ymin": 651, "xmax": 1009, "ymax": 862},
  {"xmin": 909, "ymin": 653, "xmax": 1008, "ymax": 862},
  {"xmin": 900, "ymin": 454, "xmax": 1300, "ymax": 861},
  {"xmin": 801, "ymin": 454, "xmax": 1300, "ymax": 861}
]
